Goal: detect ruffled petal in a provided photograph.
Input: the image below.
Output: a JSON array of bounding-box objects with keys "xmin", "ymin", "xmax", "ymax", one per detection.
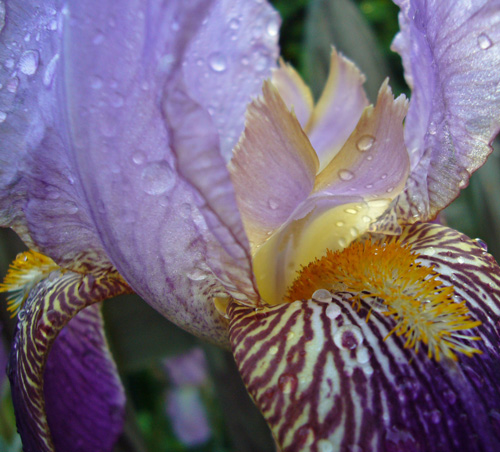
[
  {"xmin": 0, "ymin": 1, "xmax": 111, "ymax": 271},
  {"xmin": 271, "ymin": 60, "xmax": 314, "ymax": 128},
  {"xmin": 229, "ymin": 81, "xmax": 319, "ymax": 250},
  {"xmin": 62, "ymin": 0, "xmax": 274, "ymax": 338},
  {"xmin": 181, "ymin": 0, "xmax": 280, "ymax": 160},
  {"xmin": 305, "ymin": 49, "xmax": 369, "ymax": 171},
  {"xmin": 229, "ymin": 223, "xmax": 500, "ymax": 452},
  {"xmin": 8, "ymin": 268, "xmax": 130, "ymax": 452},
  {"xmin": 314, "ymin": 80, "xmax": 409, "ymax": 201},
  {"xmin": 390, "ymin": 0, "xmax": 500, "ymax": 222}
]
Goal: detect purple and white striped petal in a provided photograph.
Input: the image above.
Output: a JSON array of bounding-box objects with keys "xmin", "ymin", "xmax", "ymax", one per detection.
[
  {"xmin": 389, "ymin": 0, "xmax": 500, "ymax": 223},
  {"xmin": 8, "ymin": 269, "xmax": 130, "ymax": 452},
  {"xmin": 229, "ymin": 223, "xmax": 500, "ymax": 452}
]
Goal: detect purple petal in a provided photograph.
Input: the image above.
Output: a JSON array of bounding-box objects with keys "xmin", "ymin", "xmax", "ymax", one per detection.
[
  {"xmin": 0, "ymin": 1, "xmax": 112, "ymax": 271},
  {"xmin": 228, "ymin": 81, "xmax": 319, "ymax": 249},
  {"xmin": 44, "ymin": 305, "xmax": 125, "ymax": 452},
  {"xmin": 62, "ymin": 0, "xmax": 277, "ymax": 339},
  {"xmin": 306, "ymin": 49, "xmax": 369, "ymax": 171},
  {"xmin": 391, "ymin": 0, "xmax": 500, "ymax": 222},
  {"xmin": 271, "ymin": 60, "xmax": 314, "ymax": 128},
  {"xmin": 229, "ymin": 223, "xmax": 500, "ymax": 452},
  {"xmin": 8, "ymin": 269, "xmax": 130, "ymax": 452}
]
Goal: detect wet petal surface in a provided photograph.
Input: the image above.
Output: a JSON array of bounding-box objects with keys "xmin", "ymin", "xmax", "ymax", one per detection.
[
  {"xmin": 230, "ymin": 223, "xmax": 500, "ymax": 452},
  {"xmin": 8, "ymin": 268, "xmax": 130, "ymax": 452}
]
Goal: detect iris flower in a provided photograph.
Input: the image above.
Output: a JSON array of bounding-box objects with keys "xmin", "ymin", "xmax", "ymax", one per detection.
[{"xmin": 1, "ymin": 0, "xmax": 500, "ymax": 451}]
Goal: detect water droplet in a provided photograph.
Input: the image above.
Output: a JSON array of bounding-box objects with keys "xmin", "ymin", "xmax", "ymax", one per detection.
[
  {"xmin": 317, "ymin": 439, "xmax": 334, "ymax": 452},
  {"xmin": 345, "ymin": 208, "xmax": 357, "ymax": 215},
  {"xmin": 356, "ymin": 135, "xmax": 375, "ymax": 152},
  {"xmin": 269, "ymin": 345, "xmax": 278, "ymax": 355},
  {"xmin": 297, "ymin": 426, "xmax": 315, "ymax": 447},
  {"xmin": 187, "ymin": 268, "xmax": 208, "ymax": 281},
  {"xmin": 0, "ymin": 111, "xmax": 6, "ymax": 123},
  {"xmin": 65, "ymin": 202, "xmax": 79, "ymax": 214},
  {"xmin": 268, "ymin": 198, "xmax": 279, "ymax": 210},
  {"xmin": 229, "ymin": 17, "xmax": 240, "ymax": 30},
  {"xmin": 312, "ymin": 289, "xmax": 332, "ymax": 302},
  {"xmin": 208, "ymin": 52, "xmax": 227, "ymax": 72},
  {"xmin": 43, "ymin": 54, "xmax": 60, "ymax": 87},
  {"xmin": 386, "ymin": 186, "xmax": 394, "ymax": 193},
  {"xmin": 6, "ymin": 76, "xmax": 19, "ymax": 94},
  {"xmin": 350, "ymin": 227, "xmax": 359, "ymax": 237},
  {"xmin": 19, "ymin": 50, "xmax": 39, "ymax": 75},
  {"xmin": 255, "ymin": 53, "xmax": 270, "ymax": 72},
  {"xmin": 334, "ymin": 325, "xmax": 363, "ymax": 350},
  {"xmin": 457, "ymin": 256, "xmax": 465, "ymax": 264},
  {"xmin": 24, "ymin": 32, "xmax": 31, "ymax": 42},
  {"xmin": 381, "ymin": 173, "xmax": 387, "ymax": 180},
  {"xmin": 338, "ymin": 238, "xmax": 347, "ymax": 247},
  {"xmin": 266, "ymin": 17, "xmax": 279, "ymax": 36},
  {"xmin": 93, "ymin": 32, "xmax": 104, "ymax": 45},
  {"xmin": 241, "ymin": 56, "xmax": 249, "ymax": 66},
  {"xmin": 338, "ymin": 169, "xmax": 354, "ymax": 181},
  {"xmin": 0, "ymin": 2, "xmax": 5, "ymax": 33},
  {"xmin": 287, "ymin": 331, "xmax": 295, "ymax": 340},
  {"xmin": 47, "ymin": 19, "xmax": 58, "ymax": 31},
  {"xmin": 362, "ymin": 215, "xmax": 372, "ymax": 223},
  {"xmin": 132, "ymin": 151, "xmax": 146, "ymax": 165},
  {"xmin": 90, "ymin": 75, "xmax": 103, "ymax": 89},
  {"xmin": 335, "ymin": 220, "xmax": 345, "ymax": 227},
  {"xmin": 428, "ymin": 121, "xmax": 437, "ymax": 135},
  {"xmin": 141, "ymin": 162, "xmax": 175, "ymax": 195},
  {"xmin": 478, "ymin": 32, "xmax": 493, "ymax": 50},
  {"xmin": 326, "ymin": 304, "xmax": 341, "ymax": 319},
  {"xmin": 278, "ymin": 373, "xmax": 298, "ymax": 394},
  {"xmin": 474, "ymin": 238, "xmax": 488, "ymax": 251},
  {"xmin": 356, "ymin": 347, "xmax": 370, "ymax": 364}
]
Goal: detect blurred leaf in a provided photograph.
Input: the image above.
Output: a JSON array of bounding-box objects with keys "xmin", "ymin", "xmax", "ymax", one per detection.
[
  {"xmin": 203, "ymin": 345, "xmax": 276, "ymax": 452},
  {"xmin": 103, "ymin": 294, "xmax": 197, "ymax": 372},
  {"xmin": 303, "ymin": 0, "xmax": 395, "ymax": 101}
]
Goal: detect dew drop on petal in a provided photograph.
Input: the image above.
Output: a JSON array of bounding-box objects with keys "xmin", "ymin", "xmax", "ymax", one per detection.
[
  {"xmin": 141, "ymin": 162, "xmax": 175, "ymax": 195},
  {"xmin": 266, "ymin": 17, "xmax": 279, "ymax": 36},
  {"xmin": 317, "ymin": 439, "xmax": 334, "ymax": 452},
  {"xmin": 474, "ymin": 238, "xmax": 488, "ymax": 251},
  {"xmin": 43, "ymin": 54, "xmax": 60, "ymax": 87},
  {"xmin": 229, "ymin": 17, "xmax": 240, "ymax": 30},
  {"xmin": 269, "ymin": 345, "xmax": 279, "ymax": 355},
  {"xmin": 312, "ymin": 289, "xmax": 333, "ymax": 302},
  {"xmin": 208, "ymin": 52, "xmax": 227, "ymax": 72},
  {"xmin": 356, "ymin": 135, "xmax": 375, "ymax": 152},
  {"xmin": 338, "ymin": 169, "xmax": 354, "ymax": 181},
  {"xmin": 19, "ymin": 50, "xmax": 39, "ymax": 75},
  {"xmin": 0, "ymin": 111, "xmax": 6, "ymax": 123},
  {"xmin": 477, "ymin": 32, "xmax": 493, "ymax": 50},
  {"xmin": 338, "ymin": 238, "xmax": 347, "ymax": 247},
  {"xmin": 297, "ymin": 426, "xmax": 315, "ymax": 447},
  {"xmin": 350, "ymin": 226, "xmax": 359, "ymax": 237},
  {"xmin": 268, "ymin": 198, "xmax": 279, "ymax": 210},
  {"xmin": 362, "ymin": 215, "xmax": 372, "ymax": 223},
  {"xmin": 335, "ymin": 221, "xmax": 345, "ymax": 227},
  {"xmin": 187, "ymin": 268, "xmax": 208, "ymax": 281},
  {"xmin": 6, "ymin": 76, "xmax": 19, "ymax": 93},
  {"xmin": 278, "ymin": 373, "xmax": 298, "ymax": 394},
  {"xmin": 334, "ymin": 325, "xmax": 363, "ymax": 350},
  {"xmin": 326, "ymin": 304, "xmax": 341, "ymax": 319},
  {"xmin": 90, "ymin": 75, "xmax": 103, "ymax": 90},
  {"xmin": 132, "ymin": 151, "xmax": 146, "ymax": 165},
  {"xmin": 381, "ymin": 173, "xmax": 387, "ymax": 180},
  {"xmin": 0, "ymin": 1, "xmax": 5, "ymax": 33},
  {"xmin": 345, "ymin": 208, "xmax": 357, "ymax": 215}
]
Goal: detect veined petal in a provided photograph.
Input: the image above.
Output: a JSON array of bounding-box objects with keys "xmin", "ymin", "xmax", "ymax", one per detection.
[
  {"xmin": 271, "ymin": 60, "xmax": 314, "ymax": 128},
  {"xmin": 0, "ymin": 1, "xmax": 112, "ymax": 271},
  {"xmin": 229, "ymin": 223, "xmax": 500, "ymax": 452},
  {"xmin": 7, "ymin": 264, "xmax": 131, "ymax": 452},
  {"xmin": 44, "ymin": 305, "xmax": 125, "ymax": 452},
  {"xmin": 229, "ymin": 81, "xmax": 319, "ymax": 250},
  {"xmin": 305, "ymin": 49, "xmax": 369, "ymax": 171},
  {"xmin": 63, "ymin": 0, "xmax": 268, "ymax": 339},
  {"xmin": 390, "ymin": 0, "xmax": 500, "ymax": 222},
  {"xmin": 314, "ymin": 80, "xmax": 409, "ymax": 201}
]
